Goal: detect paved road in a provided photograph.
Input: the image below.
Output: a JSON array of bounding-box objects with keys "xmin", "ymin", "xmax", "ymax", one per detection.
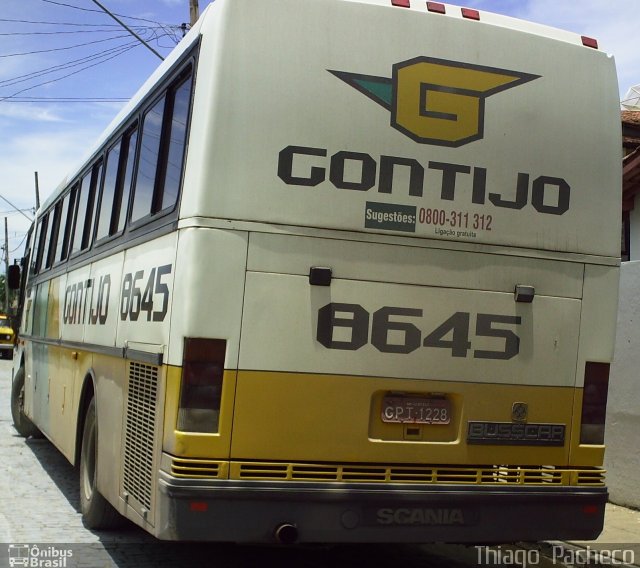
[{"xmin": 0, "ymin": 358, "xmax": 582, "ymax": 568}]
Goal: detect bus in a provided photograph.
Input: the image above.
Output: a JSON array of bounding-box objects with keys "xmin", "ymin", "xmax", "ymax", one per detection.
[{"xmin": 10, "ymin": 0, "xmax": 621, "ymax": 544}]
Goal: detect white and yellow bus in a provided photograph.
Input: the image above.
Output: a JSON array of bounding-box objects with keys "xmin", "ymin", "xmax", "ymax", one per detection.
[{"xmin": 10, "ymin": 0, "xmax": 620, "ymax": 544}]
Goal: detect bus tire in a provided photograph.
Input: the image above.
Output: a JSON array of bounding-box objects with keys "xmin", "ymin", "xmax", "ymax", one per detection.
[
  {"xmin": 79, "ymin": 397, "xmax": 121, "ymax": 529},
  {"xmin": 10, "ymin": 366, "xmax": 41, "ymax": 438}
]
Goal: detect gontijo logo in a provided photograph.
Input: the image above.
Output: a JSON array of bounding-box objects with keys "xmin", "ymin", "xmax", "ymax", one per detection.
[{"xmin": 330, "ymin": 57, "xmax": 539, "ymax": 147}]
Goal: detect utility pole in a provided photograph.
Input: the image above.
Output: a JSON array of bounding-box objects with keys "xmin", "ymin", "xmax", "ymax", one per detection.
[
  {"xmin": 34, "ymin": 171, "xmax": 41, "ymax": 211},
  {"xmin": 4, "ymin": 217, "xmax": 9, "ymax": 314},
  {"xmin": 190, "ymin": 0, "xmax": 200, "ymax": 26}
]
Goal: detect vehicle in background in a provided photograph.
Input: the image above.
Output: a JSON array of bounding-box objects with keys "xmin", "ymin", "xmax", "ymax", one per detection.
[{"xmin": 0, "ymin": 314, "xmax": 15, "ymax": 359}]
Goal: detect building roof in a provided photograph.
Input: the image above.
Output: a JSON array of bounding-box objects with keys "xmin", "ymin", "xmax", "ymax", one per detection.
[{"xmin": 623, "ymin": 110, "xmax": 640, "ymax": 152}]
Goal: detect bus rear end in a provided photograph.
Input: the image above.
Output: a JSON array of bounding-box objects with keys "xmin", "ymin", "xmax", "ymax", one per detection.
[{"xmin": 160, "ymin": 0, "xmax": 620, "ymax": 543}]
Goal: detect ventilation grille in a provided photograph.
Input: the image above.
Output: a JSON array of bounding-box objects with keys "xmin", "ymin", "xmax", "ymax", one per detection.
[
  {"xmin": 231, "ymin": 462, "xmax": 604, "ymax": 486},
  {"xmin": 171, "ymin": 457, "xmax": 223, "ymax": 479},
  {"xmin": 123, "ymin": 362, "xmax": 159, "ymax": 512},
  {"xmin": 575, "ymin": 468, "xmax": 607, "ymax": 486}
]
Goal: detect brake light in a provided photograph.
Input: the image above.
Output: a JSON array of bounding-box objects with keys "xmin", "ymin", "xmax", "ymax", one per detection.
[
  {"xmin": 426, "ymin": 2, "xmax": 446, "ymax": 13},
  {"xmin": 177, "ymin": 338, "xmax": 226, "ymax": 433},
  {"xmin": 580, "ymin": 362, "xmax": 610, "ymax": 444},
  {"xmin": 461, "ymin": 7, "xmax": 480, "ymax": 20},
  {"xmin": 392, "ymin": 0, "xmax": 410, "ymax": 7},
  {"xmin": 581, "ymin": 36, "xmax": 598, "ymax": 49}
]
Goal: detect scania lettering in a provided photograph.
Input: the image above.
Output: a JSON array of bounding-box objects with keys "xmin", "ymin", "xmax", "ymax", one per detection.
[
  {"xmin": 10, "ymin": 0, "xmax": 619, "ymax": 545},
  {"xmin": 376, "ymin": 508, "xmax": 466, "ymax": 526}
]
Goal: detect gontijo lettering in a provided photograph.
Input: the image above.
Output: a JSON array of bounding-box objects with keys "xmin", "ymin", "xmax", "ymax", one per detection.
[
  {"xmin": 278, "ymin": 146, "xmax": 570, "ymax": 216},
  {"xmin": 63, "ymin": 275, "xmax": 111, "ymax": 326}
]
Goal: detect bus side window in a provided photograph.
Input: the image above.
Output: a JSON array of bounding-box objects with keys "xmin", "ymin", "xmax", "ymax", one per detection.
[
  {"xmin": 30, "ymin": 221, "xmax": 43, "ymax": 275},
  {"xmin": 33, "ymin": 214, "xmax": 49, "ymax": 274},
  {"xmin": 70, "ymin": 162, "xmax": 101, "ymax": 255},
  {"xmin": 44, "ymin": 202, "xmax": 62, "ymax": 270},
  {"xmin": 131, "ymin": 95, "xmax": 166, "ymax": 223},
  {"xmin": 160, "ymin": 73, "xmax": 193, "ymax": 211},
  {"xmin": 116, "ymin": 127, "xmax": 138, "ymax": 233},
  {"xmin": 95, "ymin": 139, "xmax": 122, "ymax": 242},
  {"xmin": 86, "ymin": 161, "xmax": 103, "ymax": 247},
  {"xmin": 129, "ymin": 66, "xmax": 193, "ymax": 225},
  {"xmin": 54, "ymin": 187, "xmax": 76, "ymax": 264},
  {"xmin": 69, "ymin": 171, "xmax": 92, "ymax": 256}
]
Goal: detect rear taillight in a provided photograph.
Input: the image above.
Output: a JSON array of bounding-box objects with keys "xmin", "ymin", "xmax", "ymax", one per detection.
[
  {"xmin": 580, "ymin": 362, "xmax": 610, "ymax": 444},
  {"xmin": 426, "ymin": 2, "xmax": 446, "ymax": 13},
  {"xmin": 177, "ymin": 338, "xmax": 226, "ymax": 433},
  {"xmin": 461, "ymin": 7, "xmax": 480, "ymax": 20},
  {"xmin": 581, "ymin": 36, "xmax": 598, "ymax": 49}
]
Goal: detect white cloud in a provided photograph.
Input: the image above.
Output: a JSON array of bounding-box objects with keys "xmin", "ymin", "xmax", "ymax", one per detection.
[
  {"xmin": 0, "ymin": 127, "xmax": 103, "ymax": 259},
  {"xmin": 0, "ymin": 103, "xmax": 65, "ymax": 123},
  {"xmin": 3, "ymin": 129, "xmax": 99, "ymax": 198}
]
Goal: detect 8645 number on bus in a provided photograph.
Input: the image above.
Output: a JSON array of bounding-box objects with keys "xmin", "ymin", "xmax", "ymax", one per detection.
[
  {"xmin": 120, "ymin": 264, "xmax": 172, "ymax": 322},
  {"xmin": 316, "ymin": 302, "xmax": 521, "ymax": 360}
]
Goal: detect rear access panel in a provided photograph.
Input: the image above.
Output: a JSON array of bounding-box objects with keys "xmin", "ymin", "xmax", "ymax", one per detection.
[{"xmin": 232, "ymin": 236, "xmax": 581, "ymax": 465}]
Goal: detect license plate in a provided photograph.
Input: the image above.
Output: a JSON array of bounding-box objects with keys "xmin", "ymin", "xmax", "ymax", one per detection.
[{"xmin": 381, "ymin": 395, "xmax": 451, "ymax": 425}]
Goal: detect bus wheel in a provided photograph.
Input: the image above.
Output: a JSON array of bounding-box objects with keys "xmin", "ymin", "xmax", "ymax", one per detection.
[
  {"xmin": 79, "ymin": 397, "xmax": 121, "ymax": 529},
  {"xmin": 10, "ymin": 366, "xmax": 41, "ymax": 438}
]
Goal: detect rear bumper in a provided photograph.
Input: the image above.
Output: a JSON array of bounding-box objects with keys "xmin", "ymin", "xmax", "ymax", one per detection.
[{"xmin": 156, "ymin": 472, "xmax": 607, "ymax": 543}]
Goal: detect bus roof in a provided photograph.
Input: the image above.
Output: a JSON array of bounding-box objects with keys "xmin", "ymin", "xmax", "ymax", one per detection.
[{"xmin": 40, "ymin": 0, "xmax": 620, "ymax": 259}]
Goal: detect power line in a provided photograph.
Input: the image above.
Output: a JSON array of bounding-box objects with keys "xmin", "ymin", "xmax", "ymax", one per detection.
[
  {"xmin": 0, "ymin": 33, "xmax": 131, "ymax": 58},
  {"xmin": 39, "ymin": 0, "xmax": 177, "ymax": 28},
  {"xmin": 0, "ymin": 0, "xmax": 176, "ymax": 103},
  {"xmin": 0, "ymin": 39, "xmax": 139, "ymax": 88},
  {"xmin": 0, "ymin": 43, "xmax": 138, "ymax": 102},
  {"xmin": 0, "ymin": 29, "xmax": 134, "ymax": 35},
  {"xmin": 89, "ymin": 0, "xmax": 164, "ymax": 61},
  {"xmin": 0, "ymin": 209, "xmax": 33, "ymax": 217},
  {"xmin": 40, "ymin": 0, "xmax": 123, "ymax": 15},
  {"xmin": 0, "ymin": 18, "xmax": 124, "ymax": 27},
  {"xmin": 0, "ymin": 194, "xmax": 33, "ymax": 222},
  {"xmin": 6, "ymin": 97, "xmax": 128, "ymax": 103},
  {"xmin": 10, "ymin": 233, "xmax": 29, "ymax": 254}
]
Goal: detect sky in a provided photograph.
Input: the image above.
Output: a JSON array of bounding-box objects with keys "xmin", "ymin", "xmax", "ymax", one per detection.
[{"xmin": 0, "ymin": 0, "xmax": 637, "ymax": 264}]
